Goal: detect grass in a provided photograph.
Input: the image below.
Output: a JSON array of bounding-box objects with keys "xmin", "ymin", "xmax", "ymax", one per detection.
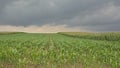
[
  {"xmin": 0, "ymin": 32, "xmax": 25, "ymax": 35},
  {"xmin": 0, "ymin": 32, "xmax": 120, "ymax": 68}
]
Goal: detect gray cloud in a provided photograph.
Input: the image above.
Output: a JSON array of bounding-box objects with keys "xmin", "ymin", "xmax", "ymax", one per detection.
[
  {"xmin": 0, "ymin": 0, "xmax": 16, "ymax": 14},
  {"xmin": 0, "ymin": 0, "xmax": 120, "ymax": 32}
]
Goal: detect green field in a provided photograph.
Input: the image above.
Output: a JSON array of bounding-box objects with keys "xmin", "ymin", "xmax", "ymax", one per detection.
[{"xmin": 0, "ymin": 32, "xmax": 120, "ymax": 68}]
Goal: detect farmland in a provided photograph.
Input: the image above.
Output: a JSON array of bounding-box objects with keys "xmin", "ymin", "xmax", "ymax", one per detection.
[{"xmin": 0, "ymin": 32, "xmax": 120, "ymax": 68}]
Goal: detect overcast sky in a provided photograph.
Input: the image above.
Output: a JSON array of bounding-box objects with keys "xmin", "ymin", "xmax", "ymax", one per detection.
[{"xmin": 0, "ymin": 0, "xmax": 120, "ymax": 32}]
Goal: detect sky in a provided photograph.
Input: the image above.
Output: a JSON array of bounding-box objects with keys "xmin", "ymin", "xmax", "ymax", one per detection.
[{"xmin": 0, "ymin": 0, "xmax": 120, "ymax": 33}]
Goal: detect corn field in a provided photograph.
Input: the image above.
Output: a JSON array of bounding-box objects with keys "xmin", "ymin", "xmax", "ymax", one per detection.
[{"xmin": 0, "ymin": 32, "xmax": 120, "ymax": 68}]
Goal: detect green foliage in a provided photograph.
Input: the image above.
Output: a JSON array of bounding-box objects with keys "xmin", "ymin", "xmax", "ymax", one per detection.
[
  {"xmin": 0, "ymin": 33, "xmax": 119, "ymax": 68},
  {"xmin": 0, "ymin": 32, "xmax": 26, "ymax": 35},
  {"xmin": 58, "ymin": 32, "xmax": 120, "ymax": 41}
]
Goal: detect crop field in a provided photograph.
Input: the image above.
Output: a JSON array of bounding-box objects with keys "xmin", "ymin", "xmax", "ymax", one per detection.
[{"xmin": 0, "ymin": 32, "xmax": 120, "ymax": 68}]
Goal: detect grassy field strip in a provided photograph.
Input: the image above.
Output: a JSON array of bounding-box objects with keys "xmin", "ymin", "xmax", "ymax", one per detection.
[{"xmin": 58, "ymin": 32, "xmax": 120, "ymax": 41}]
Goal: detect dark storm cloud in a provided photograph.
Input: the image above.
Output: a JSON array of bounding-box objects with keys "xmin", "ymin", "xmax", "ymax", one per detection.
[
  {"xmin": 0, "ymin": 0, "xmax": 120, "ymax": 31},
  {"xmin": 0, "ymin": 0, "xmax": 16, "ymax": 14}
]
